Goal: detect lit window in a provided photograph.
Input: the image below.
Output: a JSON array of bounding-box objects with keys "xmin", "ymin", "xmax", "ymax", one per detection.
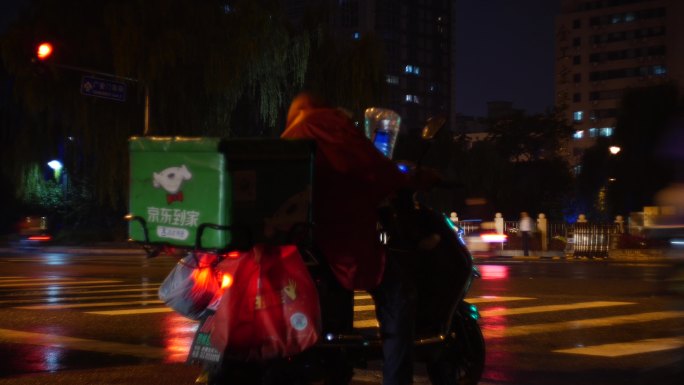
[
  {"xmin": 405, "ymin": 94, "xmax": 420, "ymax": 104},
  {"xmin": 589, "ymin": 128, "xmax": 598, "ymax": 137},
  {"xmin": 573, "ymin": 165, "xmax": 582, "ymax": 175},
  {"xmin": 353, "ymin": 32, "xmax": 361, "ymax": 40},
  {"xmin": 573, "ymin": 130, "xmax": 584, "ymax": 139},
  {"xmin": 573, "ymin": 111, "xmax": 583, "ymax": 122},
  {"xmin": 653, "ymin": 65, "xmax": 667, "ymax": 75},
  {"xmin": 404, "ymin": 64, "xmax": 421, "ymax": 75},
  {"xmin": 600, "ymin": 127, "xmax": 614, "ymax": 137},
  {"xmin": 625, "ymin": 13, "xmax": 635, "ymax": 22},
  {"xmin": 386, "ymin": 75, "xmax": 399, "ymax": 85}
]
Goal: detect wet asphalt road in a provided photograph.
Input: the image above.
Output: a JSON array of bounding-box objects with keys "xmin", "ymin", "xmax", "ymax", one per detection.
[{"xmin": 0, "ymin": 246, "xmax": 682, "ymax": 385}]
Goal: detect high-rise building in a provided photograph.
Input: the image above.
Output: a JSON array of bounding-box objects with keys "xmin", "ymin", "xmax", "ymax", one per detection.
[
  {"xmin": 555, "ymin": 0, "xmax": 684, "ymax": 167},
  {"xmin": 282, "ymin": 0, "xmax": 454, "ymax": 134}
]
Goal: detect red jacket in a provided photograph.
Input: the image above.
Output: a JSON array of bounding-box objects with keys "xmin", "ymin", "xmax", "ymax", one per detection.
[{"xmin": 281, "ymin": 107, "xmax": 407, "ymax": 290}]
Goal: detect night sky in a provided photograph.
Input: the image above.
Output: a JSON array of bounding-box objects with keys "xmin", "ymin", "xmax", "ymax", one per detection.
[{"xmin": 454, "ymin": 0, "xmax": 561, "ymax": 117}]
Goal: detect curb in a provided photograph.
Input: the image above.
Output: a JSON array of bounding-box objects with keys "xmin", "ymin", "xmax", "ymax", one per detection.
[
  {"xmin": 0, "ymin": 243, "xmax": 146, "ymax": 256},
  {"xmin": 1, "ymin": 245, "xmax": 677, "ymax": 263}
]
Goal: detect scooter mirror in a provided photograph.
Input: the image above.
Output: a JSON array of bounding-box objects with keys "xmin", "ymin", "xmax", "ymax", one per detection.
[{"xmin": 421, "ymin": 115, "xmax": 447, "ymax": 140}]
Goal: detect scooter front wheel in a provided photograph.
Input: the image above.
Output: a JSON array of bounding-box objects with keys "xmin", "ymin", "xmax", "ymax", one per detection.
[{"xmin": 426, "ymin": 313, "xmax": 485, "ymax": 385}]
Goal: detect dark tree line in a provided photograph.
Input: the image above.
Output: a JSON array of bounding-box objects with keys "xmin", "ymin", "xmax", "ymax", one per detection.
[
  {"xmin": 0, "ymin": 0, "xmax": 387, "ymax": 237},
  {"xmin": 415, "ymin": 109, "xmax": 575, "ymax": 221},
  {"xmin": 577, "ymin": 82, "xmax": 684, "ymax": 221}
]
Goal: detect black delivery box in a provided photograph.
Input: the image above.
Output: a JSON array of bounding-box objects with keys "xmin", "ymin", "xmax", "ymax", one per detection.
[{"xmin": 218, "ymin": 138, "xmax": 315, "ymax": 249}]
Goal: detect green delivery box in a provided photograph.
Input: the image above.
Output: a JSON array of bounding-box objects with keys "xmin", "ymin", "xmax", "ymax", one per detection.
[{"xmin": 128, "ymin": 137, "xmax": 231, "ymax": 249}]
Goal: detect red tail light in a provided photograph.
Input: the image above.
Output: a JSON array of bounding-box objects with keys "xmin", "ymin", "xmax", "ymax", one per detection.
[{"xmin": 28, "ymin": 235, "xmax": 52, "ymax": 241}]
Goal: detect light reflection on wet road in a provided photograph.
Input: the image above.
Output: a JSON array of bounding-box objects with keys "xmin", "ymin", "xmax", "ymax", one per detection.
[{"xmin": 0, "ymin": 252, "xmax": 683, "ymax": 384}]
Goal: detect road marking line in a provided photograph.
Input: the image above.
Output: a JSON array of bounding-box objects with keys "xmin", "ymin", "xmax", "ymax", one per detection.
[
  {"xmin": 0, "ymin": 277, "xmax": 76, "ymax": 283},
  {"xmin": 354, "ymin": 319, "xmax": 380, "ymax": 328},
  {"xmin": 480, "ymin": 301, "xmax": 634, "ymax": 317},
  {"xmin": 87, "ymin": 307, "xmax": 174, "ymax": 315},
  {"xmin": 0, "ymin": 293, "xmax": 160, "ymax": 305},
  {"xmin": 0, "ymin": 280, "xmax": 121, "ymax": 288},
  {"xmin": 353, "ymin": 369, "xmax": 431, "ymax": 384},
  {"xmin": 353, "ymin": 296, "xmax": 537, "ymax": 324},
  {"xmin": 8, "ymin": 286, "xmax": 162, "ymax": 295},
  {"xmin": 16, "ymin": 300, "xmax": 164, "ymax": 310},
  {"xmin": 6, "ymin": 283, "xmax": 162, "ymax": 292},
  {"xmin": 484, "ymin": 311, "xmax": 684, "ymax": 338},
  {"xmin": 466, "ymin": 296, "xmax": 536, "ymax": 304},
  {"xmin": 554, "ymin": 336, "xmax": 684, "ymax": 357},
  {"xmin": 0, "ymin": 328, "xmax": 166, "ymax": 359}
]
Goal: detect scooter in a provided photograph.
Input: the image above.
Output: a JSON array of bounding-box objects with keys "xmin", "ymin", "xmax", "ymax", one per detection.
[
  {"xmin": 135, "ymin": 111, "xmax": 485, "ymax": 385},
  {"xmin": 210, "ymin": 111, "xmax": 485, "ymax": 385}
]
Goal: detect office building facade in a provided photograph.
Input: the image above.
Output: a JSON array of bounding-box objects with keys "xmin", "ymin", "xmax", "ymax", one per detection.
[{"xmin": 555, "ymin": 0, "xmax": 684, "ymax": 167}]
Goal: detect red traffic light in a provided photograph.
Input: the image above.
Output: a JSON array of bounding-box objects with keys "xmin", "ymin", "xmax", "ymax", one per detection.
[{"xmin": 36, "ymin": 42, "xmax": 53, "ymax": 60}]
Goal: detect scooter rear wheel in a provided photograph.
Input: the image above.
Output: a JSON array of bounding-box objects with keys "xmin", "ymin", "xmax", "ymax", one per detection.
[{"xmin": 425, "ymin": 315, "xmax": 485, "ymax": 385}]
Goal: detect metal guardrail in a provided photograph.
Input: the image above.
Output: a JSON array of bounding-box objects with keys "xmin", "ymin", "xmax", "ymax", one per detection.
[
  {"xmin": 454, "ymin": 219, "xmax": 623, "ymax": 258},
  {"xmin": 568, "ymin": 223, "xmax": 621, "ymax": 258}
]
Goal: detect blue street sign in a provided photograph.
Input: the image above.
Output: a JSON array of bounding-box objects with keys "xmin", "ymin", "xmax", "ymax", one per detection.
[{"xmin": 80, "ymin": 76, "xmax": 127, "ymax": 102}]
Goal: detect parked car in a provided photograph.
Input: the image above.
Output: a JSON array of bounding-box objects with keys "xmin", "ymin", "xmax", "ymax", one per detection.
[{"xmin": 14, "ymin": 215, "xmax": 52, "ymax": 246}]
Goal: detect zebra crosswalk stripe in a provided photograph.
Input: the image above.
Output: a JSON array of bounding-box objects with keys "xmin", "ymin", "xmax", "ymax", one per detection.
[
  {"xmin": 554, "ymin": 336, "xmax": 684, "ymax": 357},
  {"xmin": 0, "ymin": 280, "xmax": 121, "ymax": 288},
  {"xmin": 484, "ymin": 311, "xmax": 684, "ymax": 339},
  {"xmin": 16, "ymin": 300, "xmax": 164, "ymax": 310},
  {"xmin": 87, "ymin": 307, "xmax": 174, "ymax": 315},
  {"xmin": 479, "ymin": 301, "xmax": 634, "ymax": 317}
]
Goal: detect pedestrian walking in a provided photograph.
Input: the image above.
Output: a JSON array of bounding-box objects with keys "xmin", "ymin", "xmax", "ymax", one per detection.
[{"xmin": 519, "ymin": 212, "xmax": 534, "ymax": 256}]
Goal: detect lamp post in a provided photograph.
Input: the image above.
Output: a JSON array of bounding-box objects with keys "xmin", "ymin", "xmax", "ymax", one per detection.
[
  {"xmin": 47, "ymin": 159, "xmax": 67, "ymax": 198},
  {"xmin": 47, "ymin": 159, "xmax": 62, "ymax": 181}
]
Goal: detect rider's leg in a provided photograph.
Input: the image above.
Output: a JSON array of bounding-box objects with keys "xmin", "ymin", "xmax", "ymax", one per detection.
[{"xmin": 370, "ymin": 256, "xmax": 417, "ymax": 385}]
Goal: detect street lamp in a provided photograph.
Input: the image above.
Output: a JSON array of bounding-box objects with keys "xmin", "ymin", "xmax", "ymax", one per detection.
[
  {"xmin": 47, "ymin": 159, "xmax": 63, "ymax": 181},
  {"xmin": 609, "ymin": 146, "xmax": 621, "ymax": 155},
  {"xmin": 47, "ymin": 159, "xmax": 62, "ymax": 171}
]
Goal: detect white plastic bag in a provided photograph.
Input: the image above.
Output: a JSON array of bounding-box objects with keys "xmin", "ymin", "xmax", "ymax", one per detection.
[{"xmin": 158, "ymin": 252, "xmax": 220, "ymax": 320}]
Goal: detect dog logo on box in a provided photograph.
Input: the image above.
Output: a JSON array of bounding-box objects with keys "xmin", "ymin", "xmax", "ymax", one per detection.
[{"xmin": 152, "ymin": 165, "xmax": 192, "ymax": 204}]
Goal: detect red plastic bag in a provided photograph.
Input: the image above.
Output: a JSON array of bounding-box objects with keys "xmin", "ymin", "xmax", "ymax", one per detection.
[{"xmin": 210, "ymin": 244, "xmax": 321, "ymax": 361}]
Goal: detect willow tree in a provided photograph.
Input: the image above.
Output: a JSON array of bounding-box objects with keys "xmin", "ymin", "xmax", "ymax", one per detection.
[{"xmin": 1, "ymin": 0, "xmax": 309, "ymax": 229}]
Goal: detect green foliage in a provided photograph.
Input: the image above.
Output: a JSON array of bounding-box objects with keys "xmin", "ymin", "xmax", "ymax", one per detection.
[
  {"xmin": 487, "ymin": 108, "xmax": 572, "ymax": 162},
  {"xmin": 17, "ymin": 163, "xmax": 63, "ymax": 211},
  {"xmin": 444, "ymin": 112, "xmax": 573, "ymax": 220},
  {"xmin": 304, "ymin": 32, "xmax": 387, "ymax": 116}
]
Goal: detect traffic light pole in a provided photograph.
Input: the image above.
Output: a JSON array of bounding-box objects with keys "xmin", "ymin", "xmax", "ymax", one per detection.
[
  {"xmin": 35, "ymin": 52, "xmax": 149, "ymax": 135},
  {"xmin": 59, "ymin": 63, "xmax": 149, "ymax": 135}
]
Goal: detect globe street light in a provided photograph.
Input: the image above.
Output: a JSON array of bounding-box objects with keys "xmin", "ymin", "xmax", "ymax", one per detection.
[{"xmin": 47, "ymin": 159, "xmax": 62, "ymax": 171}]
